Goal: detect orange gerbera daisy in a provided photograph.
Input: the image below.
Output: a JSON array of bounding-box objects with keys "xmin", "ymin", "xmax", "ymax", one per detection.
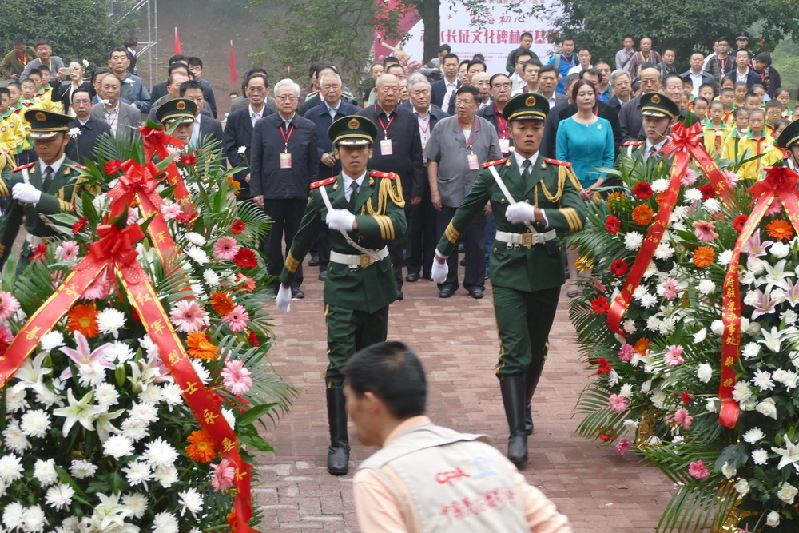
[
  {"xmin": 693, "ymin": 246, "xmax": 715, "ymax": 268},
  {"xmin": 767, "ymin": 220, "xmax": 795, "ymax": 241},
  {"xmin": 633, "ymin": 338, "xmax": 650, "ymax": 356},
  {"xmin": 186, "ymin": 430, "xmax": 217, "ymax": 462},
  {"xmin": 631, "ymin": 204, "xmax": 654, "ymax": 226},
  {"xmin": 210, "ymin": 291, "xmax": 236, "ymax": 315},
  {"xmin": 236, "ymin": 273, "xmax": 256, "ymax": 292},
  {"xmin": 186, "ymin": 331, "xmax": 218, "ymax": 360},
  {"xmin": 226, "ymin": 176, "xmax": 241, "ymax": 195},
  {"xmin": 67, "ymin": 303, "xmax": 99, "ymax": 338}
]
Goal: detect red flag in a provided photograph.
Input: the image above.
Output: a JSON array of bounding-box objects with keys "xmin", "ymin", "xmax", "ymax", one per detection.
[
  {"xmin": 229, "ymin": 40, "xmax": 237, "ymax": 85},
  {"xmin": 174, "ymin": 27, "xmax": 182, "ymax": 54}
]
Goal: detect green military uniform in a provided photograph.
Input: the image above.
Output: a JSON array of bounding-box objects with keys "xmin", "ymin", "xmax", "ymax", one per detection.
[
  {"xmin": 434, "ymin": 93, "xmax": 586, "ymax": 468},
  {"xmin": 278, "ymin": 115, "xmax": 406, "ymax": 475},
  {"xmin": 0, "ymin": 109, "xmax": 91, "ymax": 269},
  {"xmin": 776, "ymin": 118, "xmax": 799, "ymax": 170}
]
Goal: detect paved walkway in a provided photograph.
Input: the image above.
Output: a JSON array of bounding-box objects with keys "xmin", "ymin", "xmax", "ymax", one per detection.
[{"xmin": 255, "ymin": 270, "xmax": 673, "ymax": 532}]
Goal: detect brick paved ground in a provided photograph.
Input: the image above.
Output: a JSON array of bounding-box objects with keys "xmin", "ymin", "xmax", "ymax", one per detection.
[{"xmin": 255, "ymin": 270, "xmax": 674, "ymax": 532}]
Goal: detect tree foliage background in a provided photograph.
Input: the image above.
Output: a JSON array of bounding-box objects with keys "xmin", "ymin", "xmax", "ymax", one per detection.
[
  {"xmin": 545, "ymin": 0, "xmax": 799, "ymax": 69},
  {"xmin": 0, "ymin": 0, "xmax": 140, "ymax": 69}
]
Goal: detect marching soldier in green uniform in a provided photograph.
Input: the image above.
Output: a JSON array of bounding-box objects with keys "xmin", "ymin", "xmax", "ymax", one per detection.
[
  {"xmin": 0, "ymin": 109, "xmax": 93, "ymax": 270},
  {"xmin": 431, "ymin": 93, "xmax": 586, "ymax": 468},
  {"xmin": 276, "ymin": 115, "xmax": 407, "ymax": 475}
]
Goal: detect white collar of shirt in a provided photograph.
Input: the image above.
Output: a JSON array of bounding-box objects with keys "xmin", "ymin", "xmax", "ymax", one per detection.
[
  {"xmin": 514, "ymin": 151, "xmax": 539, "ymax": 170},
  {"xmin": 39, "ymin": 154, "xmax": 66, "ymax": 176},
  {"xmin": 281, "ymin": 114, "xmax": 295, "ymax": 128},
  {"xmin": 78, "ymin": 118, "xmax": 90, "ymax": 126},
  {"xmin": 342, "ymin": 171, "xmax": 367, "ymax": 200},
  {"xmin": 248, "ymin": 104, "xmax": 264, "ymax": 118},
  {"xmin": 325, "ymin": 101, "xmax": 341, "ymax": 116},
  {"xmin": 546, "ymin": 94, "xmax": 556, "ymax": 107},
  {"xmin": 645, "ymin": 139, "xmax": 668, "ymax": 153}
]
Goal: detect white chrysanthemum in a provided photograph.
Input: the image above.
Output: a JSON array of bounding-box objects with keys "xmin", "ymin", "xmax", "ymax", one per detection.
[
  {"xmin": 22, "ymin": 505, "xmax": 47, "ymax": 530},
  {"xmin": 646, "ymin": 315, "xmax": 661, "ymax": 332},
  {"xmin": 139, "ymin": 385, "xmax": 162, "ymax": 405},
  {"xmin": 69, "ymin": 459, "xmax": 97, "ymax": 479},
  {"xmin": 222, "ymin": 407, "xmax": 236, "ymax": 429},
  {"xmin": 2, "ymin": 502, "xmax": 24, "ymax": 529},
  {"xmin": 122, "ymin": 493, "xmax": 148, "ymax": 519},
  {"xmin": 92, "ymin": 194, "xmax": 111, "ymax": 212},
  {"xmin": 633, "ymin": 286, "xmax": 647, "ymax": 300},
  {"xmin": 778, "ymin": 483, "xmax": 798, "ymax": 504},
  {"xmin": 97, "ymin": 308, "xmax": 126, "ymax": 336},
  {"xmin": 33, "ymin": 459, "xmax": 58, "ymax": 486},
  {"xmin": 696, "ymin": 279, "xmax": 716, "ymax": 295},
  {"xmin": 0, "ymin": 454, "xmax": 23, "ymax": 483},
  {"xmin": 697, "ymin": 364, "xmax": 713, "ymax": 383},
  {"xmin": 703, "ymin": 198, "xmax": 721, "ymax": 213},
  {"xmin": 191, "ymin": 360, "xmax": 211, "ymax": 384},
  {"xmin": 771, "ymin": 241, "xmax": 790, "ymax": 259},
  {"xmin": 658, "ymin": 317, "xmax": 676, "ymax": 335},
  {"xmin": 123, "ymin": 461, "xmax": 152, "ymax": 486},
  {"xmin": 622, "ymin": 319, "xmax": 637, "ymax": 334},
  {"xmin": 742, "ymin": 342, "xmax": 761, "ymax": 359},
  {"xmin": 734, "ymin": 478, "xmax": 750, "ymax": 496},
  {"xmin": 95, "ymin": 383, "xmax": 120, "ymax": 408},
  {"xmin": 178, "ymin": 487, "xmax": 204, "ymax": 516},
  {"xmin": 643, "ymin": 261, "xmax": 658, "ymax": 279},
  {"xmin": 40, "ymin": 331, "xmax": 64, "ymax": 351},
  {"xmin": 143, "ymin": 438, "xmax": 178, "ymax": 468},
  {"xmin": 161, "ymin": 383, "xmax": 184, "ymax": 407},
  {"xmin": 56, "ymin": 516, "xmax": 80, "ymax": 533},
  {"xmin": 45, "ymin": 483, "xmax": 75, "ymax": 510},
  {"xmin": 651, "ymin": 390, "xmax": 667, "ymax": 409},
  {"xmin": 623, "ymin": 419, "xmax": 639, "ymax": 431},
  {"xmin": 732, "ymin": 381, "xmax": 752, "ymax": 402},
  {"xmin": 624, "ymin": 232, "xmax": 643, "ymax": 251},
  {"xmin": 651, "ymin": 178, "xmax": 669, "ymax": 193},
  {"xmin": 103, "ymin": 435, "xmax": 134, "ymax": 459},
  {"xmin": 129, "ymin": 402, "xmax": 159, "ymax": 424},
  {"xmin": 3, "ymin": 420, "xmax": 29, "ymax": 453},
  {"xmin": 640, "ymin": 293, "xmax": 658, "ymax": 308},
  {"xmin": 186, "ymin": 246, "xmax": 209, "ymax": 265},
  {"xmin": 752, "ymin": 449, "xmax": 768, "ymax": 465},
  {"xmin": 743, "ymin": 427, "xmax": 764, "ymax": 444},
  {"xmin": 139, "ymin": 335, "xmax": 158, "ymax": 357},
  {"xmin": 747, "ymin": 257, "xmax": 766, "ymax": 275},
  {"xmin": 774, "ymin": 369, "xmax": 799, "ymax": 389},
  {"xmin": 756, "ymin": 398, "xmax": 778, "ymax": 420},
  {"xmin": 717, "ymin": 249, "xmax": 732, "ymax": 266},
  {"xmin": 751, "ymin": 369, "xmax": 775, "ymax": 391},
  {"xmin": 154, "ymin": 465, "xmax": 178, "ymax": 488},
  {"xmin": 619, "ymin": 384, "xmax": 633, "ymax": 398},
  {"xmin": 654, "ymin": 241, "xmax": 674, "ymax": 260},
  {"xmin": 783, "ymin": 309, "xmax": 798, "ymax": 325},
  {"xmin": 743, "ymin": 290, "xmax": 760, "ymax": 306},
  {"xmin": 693, "ymin": 328, "xmax": 707, "ymax": 344},
  {"xmin": 671, "ymin": 205, "xmax": 688, "ymax": 220},
  {"xmin": 152, "ymin": 511, "xmax": 179, "ymax": 533},
  {"xmin": 6, "ymin": 386, "xmax": 28, "ymax": 412},
  {"xmin": 237, "ymin": 145, "xmax": 247, "ymax": 154},
  {"xmin": 203, "ymin": 269, "xmax": 220, "ymax": 288},
  {"xmin": 20, "ymin": 409, "xmax": 50, "ymax": 438},
  {"xmin": 185, "ymin": 232, "xmax": 206, "ymax": 246},
  {"xmin": 121, "ymin": 417, "xmax": 150, "ymax": 442},
  {"xmin": 105, "ymin": 341, "xmax": 135, "ymax": 363},
  {"xmin": 684, "ymin": 188, "xmax": 703, "ymax": 202}
]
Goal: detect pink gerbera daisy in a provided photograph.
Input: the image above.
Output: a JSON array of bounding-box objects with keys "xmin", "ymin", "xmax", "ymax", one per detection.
[
  {"xmin": 618, "ymin": 344, "xmax": 634, "ymax": 362},
  {"xmin": 221, "ymin": 359, "xmax": 253, "ymax": 395},
  {"xmin": 161, "ymin": 203, "xmax": 182, "ymax": 221},
  {"xmin": 169, "ymin": 300, "xmax": 209, "ymax": 332},
  {"xmin": 609, "ymin": 394, "xmax": 628, "ymax": 413},
  {"xmin": 670, "ymin": 407, "xmax": 693, "ymax": 430},
  {"xmin": 83, "ymin": 268, "xmax": 115, "ymax": 300},
  {"xmin": 55, "ymin": 240, "xmax": 79, "ymax": 261},
  {"xmin": 660, "ymin": 279, "xmax": 680, "ymax": 300},
  {"xmin": 212, "ymin": 458, "xmax": 236, "ymax": 491},
  {"xmin": 213, "ymin": 237, "xmax": 241, "ymax": 261},
  {"xmin": 222, "ymin": 305, "xmax": 249, "ymax": 332},
  {"xmin": 664, "ymin": 345, "xmax": 684, "ymax": 367},
  {"xmin": 693, "ymin": 220, "xmax": 719, "ymax": 242},
  {"xmin": 0, "ymin": 291, "xmax": 21, "ymax": 321},
  {"xmin": 681, "ymin": 168, "xmax": 698, "ymax": 186}
]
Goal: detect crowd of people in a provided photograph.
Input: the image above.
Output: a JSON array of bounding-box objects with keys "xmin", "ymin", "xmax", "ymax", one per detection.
[{"xmin": 1, "ymin": 29, "xmax": 797, "ymax": 532}]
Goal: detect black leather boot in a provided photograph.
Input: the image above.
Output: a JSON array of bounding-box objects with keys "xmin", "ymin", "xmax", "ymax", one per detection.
[
  {"xmin": 524, "ymin": 362, "xmax": 544, "ymax": 436},
  {"xmin": 500, "ymin": 374, "xmax": 528, "ymax": 468},
  {"xmin": 326, "ymin": 388, "xmax": 350, "ymax": 475}
]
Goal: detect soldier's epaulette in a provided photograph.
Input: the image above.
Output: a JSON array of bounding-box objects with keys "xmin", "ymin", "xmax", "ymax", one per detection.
[
  {"xmin": 11, "ymin": 162, "xmax": 34, "ymax": 173},
  {"xmin": 482, "ymin": 159, "xmax": 507, "ymax": 168},
  {"xmin": 70, "ymin": 164, "xmax": 88, "ymax": 170},
  {"xmin": 544, "ymin": 158, "xmax": 572, "ymax": 167},
  {"xmin": 310, "ymin": 176, "xmax": 337, "ymax": 189},
  {"xmin": 623, "ymin": 141, "xmax": 645, "ymax": 146},
  {"xmin": 369, "ymin": 170, "xmax": 398, "ymax": 180}
]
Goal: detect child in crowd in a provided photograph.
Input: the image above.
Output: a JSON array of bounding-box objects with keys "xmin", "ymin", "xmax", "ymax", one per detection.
[
  {"xmin": 765, "ymin": 100, "xmax": 784, "ymax": 136},
  {"xmin": 692, "ymin": 96, "xmax": 709, "ymax": 122},
  {"xmin": 703, "ymin": 100, "xmax": 729, "ymax": 157},
  {"xmin": 733, "ymin": 82, "xmax": 748, "ymax": 109},
  {"xmin": 773, "ymin": 119, "xmax": 790, "ymax": 141},
  {"xmin": 745, "ymin": 92, "xmax": 762, "ymax": 110},
  {"xmin": 774, "ymin": 88, "xmax": 792, "ymax": 118},
  {"xmin": 719, "ymin": 88, "xmax": 735, "ymax": 123},
  {"xmin": 724, "ymin": 108, "xmax": 780, "ymax": 178}
]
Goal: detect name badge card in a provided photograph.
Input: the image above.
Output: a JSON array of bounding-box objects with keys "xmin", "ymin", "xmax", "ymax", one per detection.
[
  {"xmin": 380, "ymin": 139, "xmax": 393, "ymax": 155},
  {"xmin": 280, "ymin": 152, "xmax": 292, "ymax": 169},
  {"xmin": 467, "ymin": 154, "xmax": 479, "ymax": 170}
]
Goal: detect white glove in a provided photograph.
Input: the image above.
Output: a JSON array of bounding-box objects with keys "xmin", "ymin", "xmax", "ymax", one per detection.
[
  {"xmin": 506, "ymin": 202, "xmax": 536, "ymax": 224},
  {"xmin": 12, "ymin": 183, "xmax": 42, "ymax": 204},
  {"xmin": 276, "ymin": 285, "xmax": 292, "ymax": 313},
  {"xmin": 431, "ymin": 253, "xmax": 449, "ymax": 284},
  {"xmin": 326, "ymin": 209, "xmax": 356, "ymax": 231}
]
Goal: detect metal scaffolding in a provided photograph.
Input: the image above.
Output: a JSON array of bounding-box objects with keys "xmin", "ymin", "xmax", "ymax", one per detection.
[{"xmin": 120, "ymin": 0, "xmax": 159, "ymax": 88}]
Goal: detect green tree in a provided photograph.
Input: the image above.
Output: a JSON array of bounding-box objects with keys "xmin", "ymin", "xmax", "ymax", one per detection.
[
  {"xmin": 0, "ymin": 0, "xmax": 139, "ymax": 69},
  {"xmin": 545, "ymin": 0, "xmax": 799, "ymax": 69}
]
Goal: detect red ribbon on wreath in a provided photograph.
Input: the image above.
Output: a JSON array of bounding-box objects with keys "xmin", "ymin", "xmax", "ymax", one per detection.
[
  {"xmin": 140, "ymin": 125, "xmax": 192, "ymax": 203},
  {"xmin": 718, "ymin": 166, "xmax": 799, "ymax": 427},
  {"xmin": 0, "ymin": 224, "xmax": 258, "ymax": 531},
  {"xmin": 607, "ymin": 121, "xmax": 735, "ymax": 336}
]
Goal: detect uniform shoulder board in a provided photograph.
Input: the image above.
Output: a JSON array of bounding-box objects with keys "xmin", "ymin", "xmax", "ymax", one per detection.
[
  {"xmin": 482, "ymin": 159, "xmax": 507, "ymax": 168},
  {"xmin": 543, "ymin": 158, "xmax": 572, "ymax": 167},
  {"xmin": 12, "ymin": 163, "xmax": 35, "ymax": 173},
  {"xmin": 310, "ymin": 176, "xmax": 337, "ymax": 189},
  {"xmin": 369, "ymin": 170, "xmax": 398, "ymax": 180},
  {"xmin": 623, "ymin": 141, "xmax": 645, "ymax": 146},
  {"xmin": 70, "ymin": 164, "xmax": 88, "ymax": 170}
]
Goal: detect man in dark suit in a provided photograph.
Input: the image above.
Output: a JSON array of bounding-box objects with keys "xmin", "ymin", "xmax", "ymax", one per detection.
[
  {"xmin": 404, "ymin": 76, "xmax": 448, "ymax": 282},
  {"xmin": 179, "ymin": 81, "xmax": 223, "ymax": 148},
  {"xmin": 431, "ymin": 53, "xmax": 461, "ymax": 116},
  {"xmin": 725, "ymin": 49, "xmax": 760, "ymax": 90},
  {"xmin": 537, "ymin": 66, "xmax": 567, "ymax": 110},
  {"xmin": 681, "ymin": 52, "xmax": 717, "ymax": 97},
  {"xmin": 66, "ymin": 89, "xmax": 111, "ymax": 163},
  {"xmin": 619, "ymin": 67, "xmax": 661, "ymax": 142},
  {"xmin": 223, "ymin": 73, "xmax": 274, "ymax": 201},
  {"xmin": 250, "ymin": 79, "xmax": 318, "ymax": 299},
  {"xmin": 89, "ymin": 74, "xmax": 141, "ymax": 140},
  {"xmin": 304, "ymin": 70, "xmax": 359, "ymax": 279},
  {"xmin": 358, "ymin": 73, "xmax": 425, "ymax": 300},
  {"xmin": 148, "ymin": 55, "xmax": 187, "ymax": 108},
  {"xmin": 187, "ymin": 57, "xmax": 218, "ymax": 119}
]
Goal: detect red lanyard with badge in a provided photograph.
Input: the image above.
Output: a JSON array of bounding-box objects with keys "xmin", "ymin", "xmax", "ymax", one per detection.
[
  {"xmin": 418, "ymin": 114, "xmax": 430, "ymax": 150},
  {"xmin": 105, "ymin": 101, "xmax": 120, "ymax": 130},
  {"xmin": 495, "ymin": 105, "xmax": 511, "ymax": 154},
  {"xmin": 459, "ymin": 117, "xmax": 480, "ymax": 170},
  {"xmin": 279, "ymin": 123, "xmax": 294, "ymax": 168},
  {"xmin": 376, "ymin": 105, "xmax": 395, "ymax": 155}
]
